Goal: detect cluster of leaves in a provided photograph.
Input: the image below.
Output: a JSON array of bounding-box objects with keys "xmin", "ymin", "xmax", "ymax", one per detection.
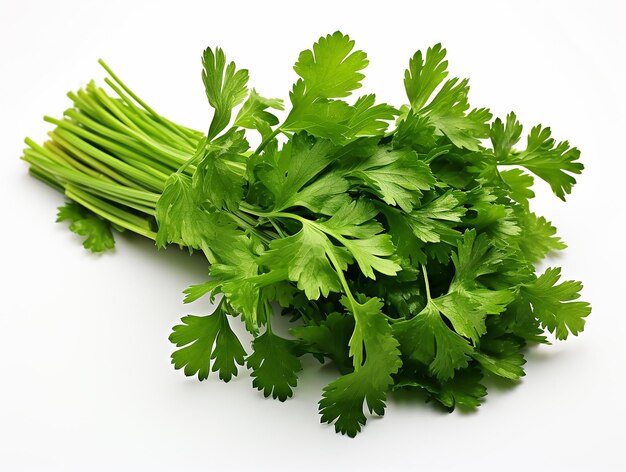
[
  {"xmin": 57, "ymin": 200, "xmax": 115, "ymax": 252},
  {"xmin": 57, "ymin": 33, "xmax": 591, "ymax": 437}
]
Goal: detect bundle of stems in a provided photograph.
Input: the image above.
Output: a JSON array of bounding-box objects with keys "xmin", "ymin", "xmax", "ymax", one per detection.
[{"xmin": 22, "ymin": 60, "xmax": 202, "ymax": 240}]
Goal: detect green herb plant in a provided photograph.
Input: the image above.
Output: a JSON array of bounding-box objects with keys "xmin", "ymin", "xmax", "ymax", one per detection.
[{"xmin": 22, "ymin": 32, "xmax": 590, "ymax": 437}]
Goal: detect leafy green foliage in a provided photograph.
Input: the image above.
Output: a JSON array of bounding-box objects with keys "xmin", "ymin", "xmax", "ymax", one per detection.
[
  {"xmin": 492, "ymin": 112, "xmax": 584, "ymax": 200},
  {"xmin": 396, "ymin": 365, "xmax": 487, "ymax": 410},
  {"xmin": 234, "ymin": 89, "xmax": 284, "ymax": 139},
  {"xmin": 522, "ymin": 268, "xmax": 591, "ymax": 340},
  {"xmin": 283, "ymin": 32, "xmax": 397, "ymax": 144},
  {"xmin": 208, "ymin": 234, "xmax": 263, "ymax": 332},
  {"xmin": 57, "ymin": 201, "xmax": 115, "ymax": 252},
  {"xmin": 345, "ymin": 147, "xmax": 436, "ymax": 212},
  {"xmin": 394, "ymin": 298, "xmax": 474, "ymax": 381},
  {"xmin": 169, "ymin": 299, "xmax": 246, "ymax": 382},
  {"xmin": 30, "ymin": 32, "xmax": 590, "ymax": 437},
  {"xmin": 155, "ymin": 173, "xmax": 212, "ymax": 249},
  {"xmin": 319, "ymin": 296, "xmax": 402, "ymax": 437},
  {"xmin": 202, "ymin": 47, "xmax": 249, "ymax": 139},
  {"xmin": 403, "ymin": 43, "xmax": 492, "ymax": 150},
  {"xmin": 291, "ymin": 312, "xmax": 355, "ymax": 374},
  {"xmin": 255, "ymin": 132, "xmax": 336, "ymax": 211},
  {"xmin": 293, "ymin": 31, "xmax": 368, "ymax": 99},
  {"xmin": 259, "ymin": 223, "xmax": 344, "ymax": 300},
  {"xmin": 247, "ymin": 331, "xmax": 302, "ymax": 401}
]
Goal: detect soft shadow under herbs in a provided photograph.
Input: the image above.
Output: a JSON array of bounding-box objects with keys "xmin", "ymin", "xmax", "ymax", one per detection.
[{"xmin": 118, "ymin": 229, "xmax": 209, "ymax": 285}]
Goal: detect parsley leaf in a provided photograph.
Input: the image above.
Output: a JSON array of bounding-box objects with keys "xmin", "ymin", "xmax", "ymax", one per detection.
[
  {"xmin": 169, "ymin": 299, "xmax": 246, "ymax": 382},
  {"xmin": 209, "ymin": 234, "xmax": 263, "ymax": 332},
  {"xmin": 259, "ymin": 222, "xmax": 346, "ymax": 300},
  {"xmin": 393, "ymin": 299, "xmax": 473, "ymax": 381},
  {"xmin": 202, "ymin": 47, "xmax": 249, "ymax": 139},
  {"xmin": 256, "ymin": 132, "xmax": 336, "ymax": 211},
  {"xmin": 234, "ymin": 89, "xmax": 284, "ymax": 139},
  {"xmin": 493, "ymin": 114, "xmax": 584, "ymax": 200},
  {"xmin": 521, "ymin": 268, "xmax": 591, "ymax": 340},
  {"xmin": 319, "ymin": 296, "xmax": 402, "ymax": 437},
  {"xmin": 57, "ymin": 201, "xmax": 115, "ymax": 252},
  {"xmin": 397, "ymin": 365, "xmax": 487, "ymax": 410},
  {"xmin": 346, "ymin": 147, "xmax": 436, "ymax": 212},
  {"xmin": 404, "ymin": 43, "xmax": 491, "ymax": 150},
  {"xmin": 291, "ymin": 312, "xmax": 355, "ymax": 375},
  {"xmin": 293, "ymin": 31, "xmax": 368, "ymax": 99},
  {"xmin": 247, "ymin": 330, "xmax": 302, "ymax": 401}
]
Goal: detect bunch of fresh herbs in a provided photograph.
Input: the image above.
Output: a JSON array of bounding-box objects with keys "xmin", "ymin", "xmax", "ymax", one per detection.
[{"xmin": 22, "ymin": 32, "xmax": 590, "ymax": 436}]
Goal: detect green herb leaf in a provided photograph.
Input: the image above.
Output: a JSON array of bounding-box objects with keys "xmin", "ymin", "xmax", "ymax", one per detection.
[{"xmin": 57, "ymin": 201, "xmax": 115, "ymax": 252}]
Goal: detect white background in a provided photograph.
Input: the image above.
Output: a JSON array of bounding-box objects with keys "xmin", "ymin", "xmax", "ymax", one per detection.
[{"xmin": 1, "ymin": 1, "xmax": 624, "ymax": 470}]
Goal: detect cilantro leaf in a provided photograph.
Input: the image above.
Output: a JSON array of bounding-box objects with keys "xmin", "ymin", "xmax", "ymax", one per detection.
[
  {"xmin": 393, "ymin": 111, "xmax": 440, "ymax": 152},
  {"xmin": 378, "ymin": 191, "xmax": 466, "ymax": 273},
  {"xmin": 282, "ymin": 86, "xmax": 352, "ymax": 143},
  {"xmin": 404, "ymin": 43, "xmax": 491, "ymax": 150},
  {"xmin": 393, "ymin": 300, "xmax": 473, "ymax": 381},
  {"xmin": 290, "ymin": 312, "xmax": 355, "ymax": 375},
  {"xmin": 283, "ymin": 93, "xmax": 397, "ymax": 145},
  {"xmin": 256, "ymin": 132, "xmax": 336, "ymax": 211},
  {"xmin": 57, "ymin": 201, "xmax": 115, "ymax": 253},
  {"xmin": 293, "ymin": 31, "xmax": 368, "ymax": 99},
  {"xmin": 404, "ymin": 43, "xmax": 449, "ymax": 111},
  {"xmin": 155, "ymin": 173, "xmax": 213, "ymax": 250},
  {"xmin": 490, "ymin": 112, "xmax": 583, "ymax": 200},
  {"xmin": 319, "ymin": 200, "xmax": 401, "ymax": 278},
  {"xmin": 282, "ymin": 34, "xmax": 396, "ymax": 144},
  {"xmin": 522, "ymin": 268, "xmax": 591, "ymax": 340},
  {"xmin": 247, "ymin": 331, "xmax": 302, "ymax": 401},
  {"xmin": 169, "ymin": 300, "xmax": 246, "ymax": 382},
  {"xmin": 346, "ymin": 94, "xmax": 397, "ymax": 137},
  {"xmin": 183, "ymin": 281, "xmax": 214, "ymax": 304},
  {"xmin": 170, "ymin": 313, "xmax": 220, "ymax": 380},
  {"xmin": 398, "ymin": 365, "xmax": 487, "ymax": 410},
  {"xmin": 433, "ymin": 292, "xmax": 486, "ymax": 344},
  {"xmin": 464, "ymin": 188, "xmax": 521, "ymax": 241},
  {"xmin": 435, "ymin": 366, "xmax": 487, "ymax": 410},
  {"xmin": 259, "ymin": 223, "xmax": 346, "ymax": 300},
  {"xmin": 212, "ymin": 308, "xmax": 248, "ymax": 382},
  {"xmin": 498, "ymin": 125, "xmax": 583, "ymax": 200},
  {"xmin": 450, "ymin": 229, "xmax": 504, "ymax": 289},
  {"xmin": 209, "ymin": 235, "xmax": 263, "ymax": 332},
  {"xmin": 319, "ymin": 296, "xmax": 402, "ymax": 437},
  {"xmin": 446, "ymin": 229, "xmax": 515, "ymax": 325},
  {"xmin": 193, "ymin": 149, "xmax": 246, "ymax": 211},
  {"xmin": 346, "ymin": 147, "xmax": 436, "ymax": 212},
  {"xmin": 234, "ymin": 89, "xmax": 284, "ymax": 139},
  {"xmin": 500, "ymin": 168, "xmax": 535, "ymax": 209},
  {"xmin": 285, "ymin": 172, "xmax": 350, "ymax": 215},
  {"xmin": 382, "ymin": 207, "xmax": 429, "ymax": 268},
  {"xmin": 259, "ymin": 199, "xmax": 399, "ymax": 298},
  {"xmin": 490, "ymin": 112, "xmax": 523, "ymax": 160},
  {"xmin": 516, "ymin": 211, "xmax": 566, "ymax": 263},
  {"xmin": 202, "ymin": 47, "xmax": 249, "ymax": 139},
  {"xmin": 404, "ymin": 190, "xmax": 466, "ymax": 243},
  {"xmin": 426, "ymin": 85, "xmax": 492, "ymax": 151},
  {"xmin": 472, "ymin": 349, "xmax": 526, "ymax": 381}
]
